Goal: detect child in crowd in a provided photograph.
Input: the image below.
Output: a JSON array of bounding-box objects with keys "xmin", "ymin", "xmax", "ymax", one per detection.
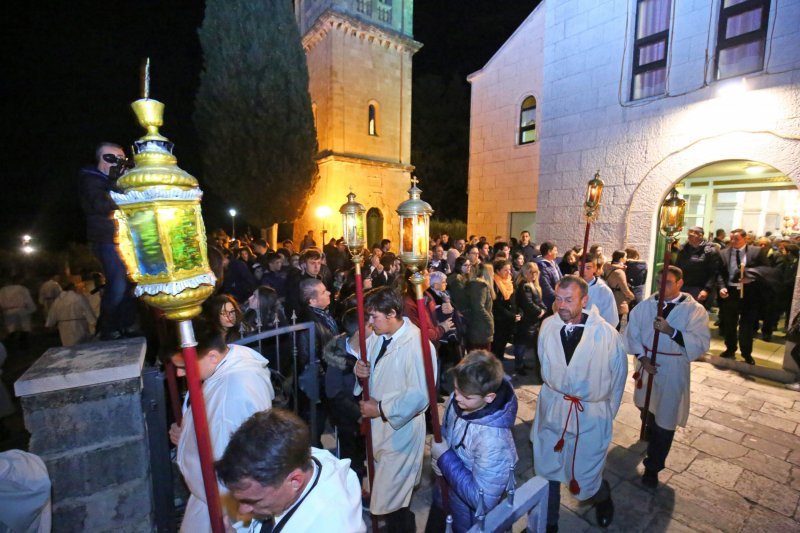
[{"xmin": 428, "ymin": 350, "xmax": 518, "ymax": 533}]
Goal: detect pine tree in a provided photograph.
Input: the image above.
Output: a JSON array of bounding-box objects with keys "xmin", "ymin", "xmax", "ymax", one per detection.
[{"xmin": 194, "ymin": 0, "xmax": 318, "ymax": 227}]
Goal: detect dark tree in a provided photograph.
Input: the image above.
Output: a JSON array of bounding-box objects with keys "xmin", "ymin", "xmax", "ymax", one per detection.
[{"xmin": 194, "ymin": 0, "xmax": 318, "ymax": 227}]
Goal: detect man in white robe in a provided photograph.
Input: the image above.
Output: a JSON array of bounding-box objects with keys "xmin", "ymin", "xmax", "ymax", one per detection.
[
  {"xmin": 38, "ymin": 275, "xmax": 62, "ymax": 317},
  {"xmin": 625, "ymin": 265, "xmax": 710, "ymax": 488},
  {"xmin": 170, "ymin": 324, "xmax": 274, "ymax": 533},
  {"xmin": 531, "ymin": 275, "xmax": 627, "ymax": 530},
  {"xmin": 217, "ymin": 409, "xmax": 365, "ymax": 533},
  {"xmin": 580, "ymin": 253, "xmax": 619, "ymax": 328},
  {"xmin": 45, "ymin": 284, "xmax": 96, "ymax": 346},
  {"xmin": 0, "ymin": 279, "xmax": 36, "ymax": 348},
  {"xmin": 354, "ymin": 286, "xmax": 436, "ymax": 532}
]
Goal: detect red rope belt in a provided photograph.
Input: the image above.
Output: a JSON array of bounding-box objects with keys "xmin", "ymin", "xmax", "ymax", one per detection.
[
  {"xmin": 632, "ymin": 346, "xmax": 683, "ymax": 388},
  {"xmin": 553, "ymin": 394, "xmax": 584, "ymax": 495}
]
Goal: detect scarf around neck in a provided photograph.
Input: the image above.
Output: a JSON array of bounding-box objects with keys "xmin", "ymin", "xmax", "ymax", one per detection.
[{"xmin": 493, "ymin": 273, "xmax": 514, "ymax": 301}]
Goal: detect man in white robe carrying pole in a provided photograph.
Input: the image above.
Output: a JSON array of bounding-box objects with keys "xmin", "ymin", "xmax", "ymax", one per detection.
[
  {"xmin": 626, "ymin": 265, "xmax": 710, "ymax": 488},
  {"xmin": 531, "ymin": 275, "xmax": 627, "ymax": 531},
  {"xmin": 579, "ymin": 253, "xmax": 619, "ymax": 328}
]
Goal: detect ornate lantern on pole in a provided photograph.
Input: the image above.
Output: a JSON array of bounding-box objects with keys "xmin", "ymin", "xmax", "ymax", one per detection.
[
  {"xmin": 639, "ymin": 187, "xmax": 685, "ymax": 441},
  {"xmin": 338, "ymin": 191, "xmax": 379, "ymax": 532},
  {"xmin": 395, "ymin": 176, "xmax": 449, "ymax": 508},
  {"xmin": 110, "ymin": 62, "xmax": 223, "ymax": 533},
  {"xmin": 579, "ymin": 171, "xmax": 605, "ymax": 277}
]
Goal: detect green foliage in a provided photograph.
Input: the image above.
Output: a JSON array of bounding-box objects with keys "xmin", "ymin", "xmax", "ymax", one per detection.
[
  {"xmin": 431, "ymin": 218, "xmax": 467, "ymax": 240},
  {"xmin": 194, "ymin": 0, "xmax": 319, "ymax": 226}
]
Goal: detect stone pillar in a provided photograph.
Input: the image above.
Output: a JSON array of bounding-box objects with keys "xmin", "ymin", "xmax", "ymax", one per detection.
[{"xmin": 14, "ymin": 338, "xmax": 154, "ymax": 532}]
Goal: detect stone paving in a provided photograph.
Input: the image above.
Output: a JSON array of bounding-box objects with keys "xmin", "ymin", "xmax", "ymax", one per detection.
[{"xmin": 404, "ymin": 331, "xmax": 800, "ymax": 532}]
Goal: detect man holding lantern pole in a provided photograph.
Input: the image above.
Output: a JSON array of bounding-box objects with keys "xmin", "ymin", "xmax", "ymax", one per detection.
[
  {"xmin": 354, "ymin": 287, "xmax": 436, "ymax": 532},
  {"xmin": 625, "ymin": 265, "xmax": 710, "ymax": 488}
]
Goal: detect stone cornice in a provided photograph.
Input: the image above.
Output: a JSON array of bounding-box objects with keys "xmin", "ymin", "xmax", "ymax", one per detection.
[
  {"xmin": 315, "ymin": 150, "xmax": 415, "ymax": 172},
  {"xmin": 302, "ymin": 9, "xmax": 423, "ymax": 55}
]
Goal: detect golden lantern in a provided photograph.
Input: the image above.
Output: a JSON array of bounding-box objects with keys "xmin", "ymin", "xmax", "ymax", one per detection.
[
  {"xmin": 659, "ymin": 188, "xmax": 686, "ymax": 238},
  {"xmin": 396, "ymin": 177, "xmax": 433, "ymax": 272},
  {"xmin": 111, "ymin": 82, "xmax": 215, "ymax": 321},
  {"xmin": 339, "ymin": 192, "xmax": 367, "ymax": 255},
  {"xmin": 584, "ymin": 171, "xmax": 605, "ymax": 221}
]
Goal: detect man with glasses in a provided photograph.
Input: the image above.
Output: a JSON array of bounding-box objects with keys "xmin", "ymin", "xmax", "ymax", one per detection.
[
  {"xmin": 77, "ymin": 142, "xmax": 137, "ymax": 340},
  {"xmin": 676, "ymin": 226, "xmax": 721, "ymax": 309}
]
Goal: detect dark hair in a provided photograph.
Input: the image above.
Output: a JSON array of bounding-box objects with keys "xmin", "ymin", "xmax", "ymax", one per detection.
[
  {"xmin": 493, "ymin": 258, "xmax": 511, "ymax": 273},
  {"xmin": 451, "ymin": 350, "xmax": 504, "ymax": 396},
  {"xmin": 540, "ymin": 241, "xmax": 556, "ymax": 257},
  {"xmin": 253, "ymin": 238, "xmax": 268, "ymax": 250},
  {"xmin": 556, "ymin": 274, "xmax": 589, "ymax": 298},
  {"xmin": 731, "ymin": 228, "xmax": 746, "ymax": 238},
  {"xmin": 611, "ymin": 250, "xmax": 626, "ymax": 263},
  {"xmin": 584, "ymin": 252, "xmax": 600, "ymax": 268},
  {"xmin": 243, "ymin": 286, "xmax": 286, "ymax": 329},
  {"xmin": 216, "ymin": 409, "xmax": 311, "ymax": 489},
  {"xmin": 624, "ymin": 247, "xmax": 640, "ymax": 260},
  {"xmin": 299, "ymin": 278, "xmax": 324, "ymax": 305},
  {"xmin": 364, "ymin": 286, "xmax": 403, "ymax": 317},
  {"xmin": 454, "ymin": 255, "xmax": 470, "ymax": 274},
  {"xmin": 660, "ymin": 265, "xmax": 684, "ymax": 282},
  {"xmin": 380, "ymin": 254, "xmax": 395, "ymax": 270},
  {"xmin": 193, "ymin": 317, "xmax": 229, "ymax": 358},
  {"xmin": 300, "ymin": 249, "xmax": 322, "ymax": 263},
  {"xmin": 341, "ymin": 307, "xmax": 360, "ymax": 338},
  {"xmin": 380, "ymin": 239, "xmax": 391, "ymax": 248},
  {"xmin": 205, "ymin": 294, "xmax": 242, "ymax": 329}
]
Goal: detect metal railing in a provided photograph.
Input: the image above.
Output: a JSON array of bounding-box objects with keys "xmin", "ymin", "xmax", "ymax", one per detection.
[
  {"xmin": 465, "ymin": 467, "xmax": 550, "ymax": 533},
  {"xmin": 233, "ymin": 318, "xmax": 320, "ymax": 444}
]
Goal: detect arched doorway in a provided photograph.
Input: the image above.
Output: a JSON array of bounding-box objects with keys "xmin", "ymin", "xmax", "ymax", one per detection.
[{"xmin": 366, "ymin": 208, "xmax": 384, "ymax": 249}]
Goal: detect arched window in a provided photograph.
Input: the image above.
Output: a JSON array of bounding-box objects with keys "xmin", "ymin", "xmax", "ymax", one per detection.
[
  {"xmin": 368, "ymin": 104, "xmax": 378, "ymax": 136},
  {"xmin": 519, "ymin": 96, "xmax": 536, "ymax": 145}
]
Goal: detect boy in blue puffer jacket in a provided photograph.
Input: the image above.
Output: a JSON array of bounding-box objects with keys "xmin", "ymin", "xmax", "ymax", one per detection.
[{"xmin": 426, "ymin": 350, "xmax": 519, "ymax": 533}]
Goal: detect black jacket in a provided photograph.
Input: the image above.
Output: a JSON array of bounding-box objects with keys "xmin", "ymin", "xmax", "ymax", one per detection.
[{"xmin": 78, "ymin": 166, "xmax": 120, "ymax": 243}]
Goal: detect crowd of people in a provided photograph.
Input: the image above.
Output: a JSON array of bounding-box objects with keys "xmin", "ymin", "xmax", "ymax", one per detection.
[{"xmin": 0, "ymin": 145, "xmax": 798, "ymax": 531}]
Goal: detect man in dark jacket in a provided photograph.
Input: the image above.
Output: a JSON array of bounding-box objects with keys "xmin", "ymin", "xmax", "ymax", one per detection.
[
  {"xmin": 77, "ymin": 142, "xmax": 136, "ymax": 340},
  {"xmin": 535, "ymin": 241, "xmax": 562, "ymax": 311},
  {"xmin": 676, "ymin": 226, "xmax": 721, "ymax": 309}
]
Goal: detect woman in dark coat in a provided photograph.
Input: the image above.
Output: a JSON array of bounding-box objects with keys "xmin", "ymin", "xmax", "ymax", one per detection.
[
  {"xmin": 463, "ymin": 262, "xmax": 494, "ymax": 350},
  {"xmin": 446, "ymin": 256, "xmax": 471, "ymax": 313},
  {"xmin": 490, "ymin": 259, "xmax": 519, "ymax": 360},
  {"xmin": 513, "ymin": 262, "xmax": 547, "ymax": 379}
]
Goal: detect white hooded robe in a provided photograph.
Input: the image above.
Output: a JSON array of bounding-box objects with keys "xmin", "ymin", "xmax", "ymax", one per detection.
[
  {"xmin": 625, "ymin": 293, "xmax": 710, "ymax": 430},
  {"xmin": 354, "ymin": 317, "xmax": 437, "ymax": 515},
  {"xmin": 177, "ymin": 344, "xmax": 274, "ymax": 533},
  {"xmin": 45, "ymin": 291, "xmax": 96, "ymax": 346},
  {"xmin": 531, "ymin": 305, "xmax": 627, "ymax": 500}
]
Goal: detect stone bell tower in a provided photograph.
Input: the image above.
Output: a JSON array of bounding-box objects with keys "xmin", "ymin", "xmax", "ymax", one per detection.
[{"xmin": 293, "ymin": 0, "xmax": 421, "ymax": 249}]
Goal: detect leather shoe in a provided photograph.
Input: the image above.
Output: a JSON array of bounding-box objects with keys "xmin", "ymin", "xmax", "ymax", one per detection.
[
  {"xmin": 546, "ymin": 525, "xmax": 559, "ymax": 533},
  {"xmin": 642, "ymin": 469, "xmax": 658, "ymax": 489},
  {"xmin": 719, "ymin": 350, "xmax": 735, "ymax": 359},
  {"xmin": 743, "ymin": 355, "xmax": 756, "ymax": 365},
  {"xmin": 595, "ymin": 497, "xmax": 614, "ymax": 528}
]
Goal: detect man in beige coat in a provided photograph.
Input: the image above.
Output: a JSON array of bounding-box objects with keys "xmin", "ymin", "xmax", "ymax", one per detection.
[{"xmin": 355, "ymin": 287, "xmax": 436, "ymax": 533}]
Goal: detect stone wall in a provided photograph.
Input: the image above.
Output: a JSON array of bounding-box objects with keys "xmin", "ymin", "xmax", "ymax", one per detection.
[
  {"xmin": 15, "ymin": 338, "xmax": 153, "ymax": 532},
  {"xmin": 466, "ymin": 6, "xmax": 545, "ymax": 240}
]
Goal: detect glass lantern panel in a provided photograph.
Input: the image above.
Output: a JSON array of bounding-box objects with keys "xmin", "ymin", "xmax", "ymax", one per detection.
[
  {"xmin": 129, "ymin": 209, "xmax": 168, "ymax": 276},
  {"xmin": 402, "ymin": 216, "xmax": 414, "ymax": 254},
  {"xmin": 415, "ymin": 214, "xmax": 429, "ymax": 257},
  {"xmin": 163, "ymin": 206, "xmax": 203, "ymax": 272}
]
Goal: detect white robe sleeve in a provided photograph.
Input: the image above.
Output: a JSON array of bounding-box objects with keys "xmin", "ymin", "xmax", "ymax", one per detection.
[{"xmin": 608, "ymin": 333, "xmax": 628, "ymax": 417}]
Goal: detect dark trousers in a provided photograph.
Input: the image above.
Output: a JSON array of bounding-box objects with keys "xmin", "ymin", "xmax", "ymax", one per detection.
[
  {"xmin": 642, "ymin": 412, "xmax": 675, "ymax": 472},
  {"xmin": 719, "ymin": 286, "xmax": 759, "ymax": 357},
  {"xmin": 379, "ymin": 507, "xmax": 415, "ymax": 533},
  {"xmin": 329, "ymin": 396, "xmax": 366, "ymax": 484},
  {"xmin": 92, "ymin": 242, "xmax": 136, "ymax": 335},
  {"xmin": 547, "ymin": 478, "xmax": 610, "ymax": 527}
]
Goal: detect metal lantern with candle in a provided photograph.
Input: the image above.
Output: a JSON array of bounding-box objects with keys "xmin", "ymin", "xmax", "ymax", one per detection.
[
  {"xmin": 338, "ymin": 191, "xmax": 378, "ymax": 532},
  {"xmin": 639, "ymin": 187, "xmax": 685, "ymax": 441},
  {"xmin": 110, "ymin": 61, "xmax": 224, "ymax": 533},
  {"xmin": 579, "ymin": 171, "xmax": 605, "ymax": 277},
  {"xmin": 395, "ymin": 176, "xmax": 449, "ymax": 509}
]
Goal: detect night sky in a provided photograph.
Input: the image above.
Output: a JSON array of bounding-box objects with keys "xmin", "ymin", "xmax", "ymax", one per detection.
[{"xmin": 0, "ymin": 0, "xmax": 539, "ymax": 250}]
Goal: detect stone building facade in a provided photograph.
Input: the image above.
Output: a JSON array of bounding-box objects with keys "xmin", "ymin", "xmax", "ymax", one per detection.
[
  {"xmin": 292, "ymin": 0, "xmax": 421, "ymax": 248},
  {"xmin": 468, "ymin": 0, "xmax": 800, "ymax": 370}
]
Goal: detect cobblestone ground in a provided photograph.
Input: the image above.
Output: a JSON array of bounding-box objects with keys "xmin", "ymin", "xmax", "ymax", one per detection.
[{"xmin": 402, "ymin": 331, "xmax": 800, "ymax": 532}]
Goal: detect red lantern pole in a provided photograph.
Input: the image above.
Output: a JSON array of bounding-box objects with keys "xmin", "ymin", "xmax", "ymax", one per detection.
[
  {"xmin": 578, "ymin": 221, "xmax": 591, "ymax": 278},
  {"xmin": 410, "ymin": 273, "xmax": 449, "ymax": 511},
  {"xmin": 353, "ymin": 257, "xmax": 380, "ymax": 533},
  {"xmin": 639, "ymin": 240, "xmax": 673, "ymax": 441},
  {"xmin": 178, "ymin": 320, "xmax": 225, "ymax": 533}
]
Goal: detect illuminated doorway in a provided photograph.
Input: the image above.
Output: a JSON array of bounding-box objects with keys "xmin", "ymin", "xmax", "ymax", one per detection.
[{"xmin": 652, "ymin": 159, "xmax": 798, "ymax": 291}]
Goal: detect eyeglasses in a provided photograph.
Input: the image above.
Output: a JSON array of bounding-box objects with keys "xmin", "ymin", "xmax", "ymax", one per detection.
[{"xmin": 220, "ymin": 308, "xmax": 237, "ymax": 317}]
